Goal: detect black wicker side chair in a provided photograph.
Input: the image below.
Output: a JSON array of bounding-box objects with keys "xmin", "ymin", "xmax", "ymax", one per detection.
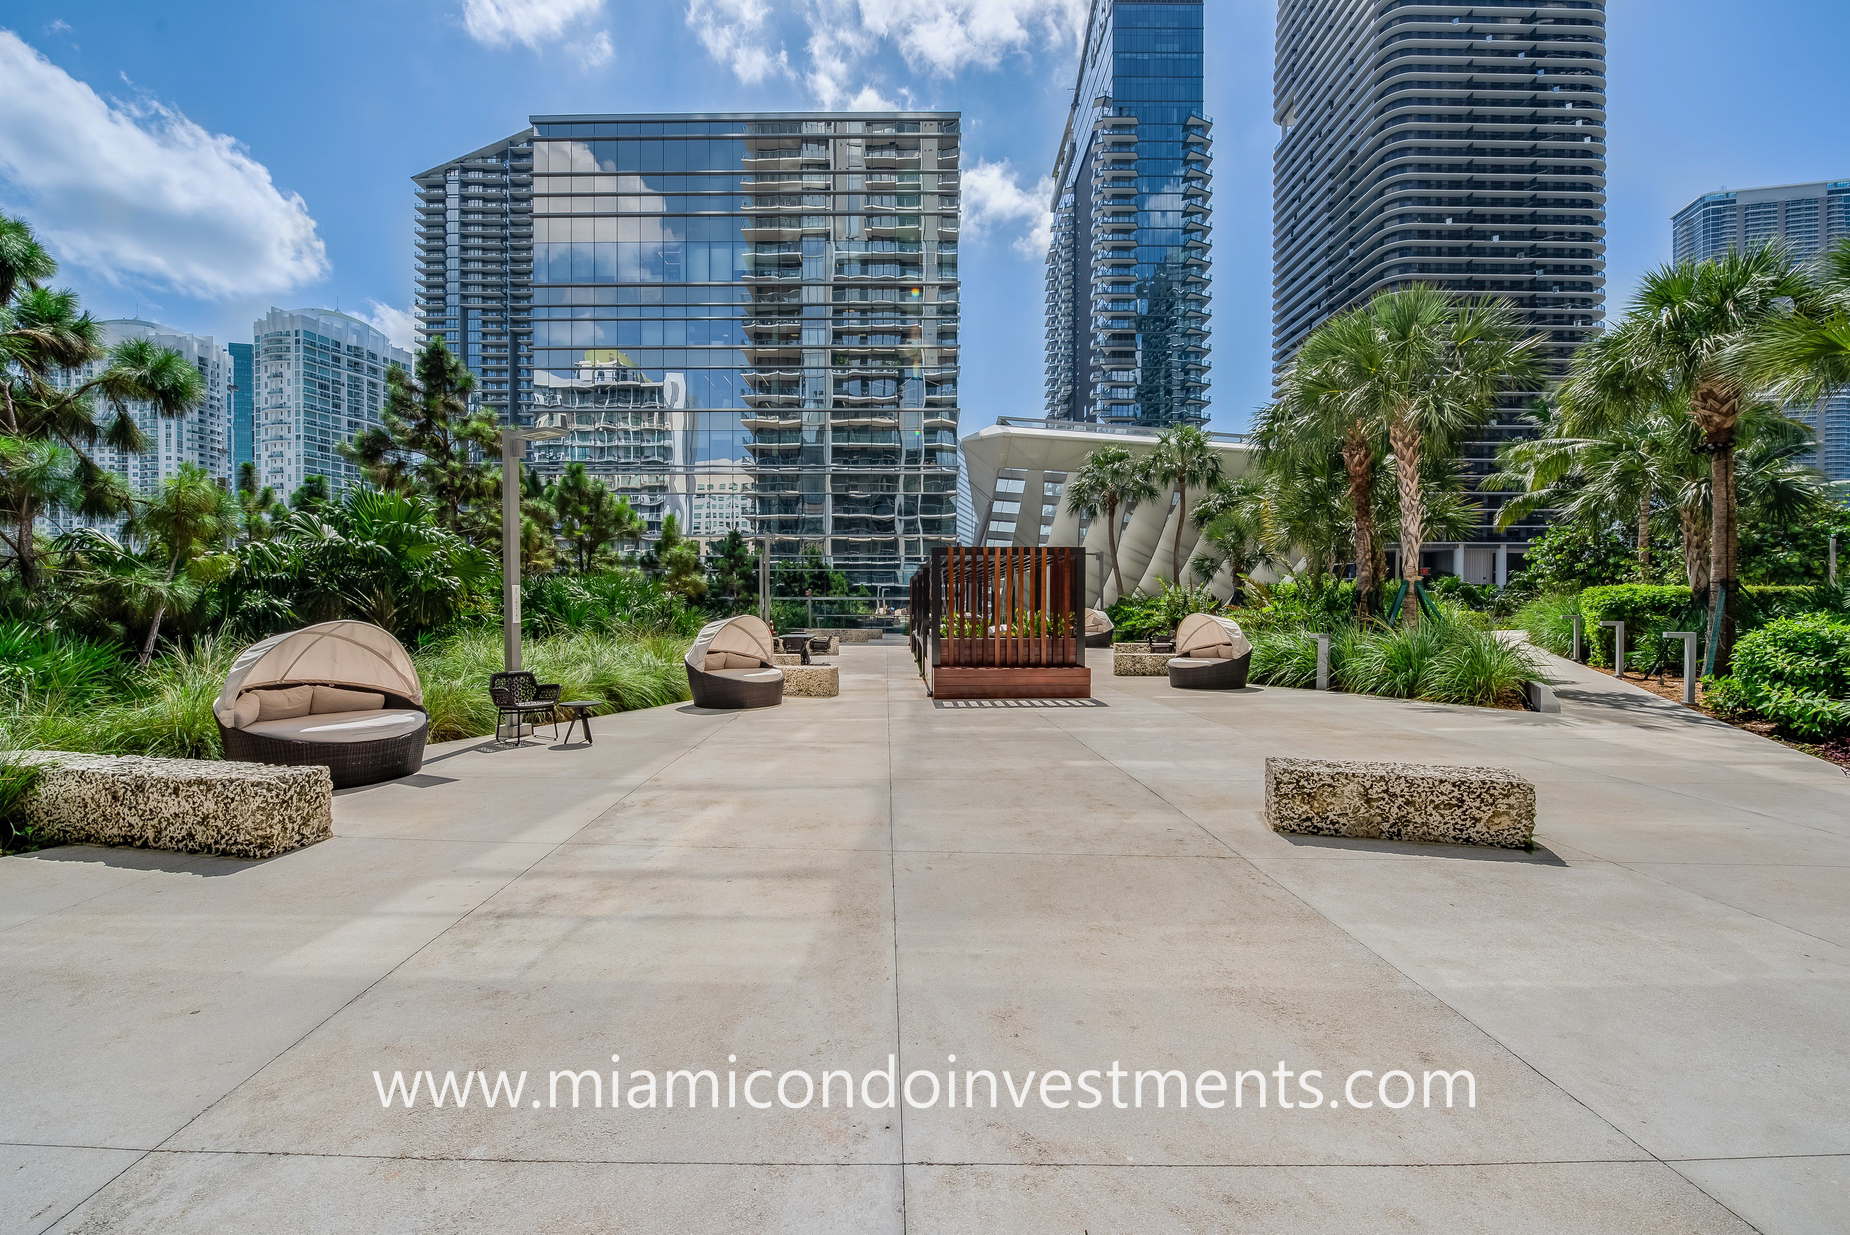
[{"xmin": 490, "ymin": 671, "xmax": 563, "ymax": 744}]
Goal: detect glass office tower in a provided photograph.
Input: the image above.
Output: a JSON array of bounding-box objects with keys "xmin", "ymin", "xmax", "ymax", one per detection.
[
  {"xmin": 228, "ymin": 341, "xmax": 254, "ymax": 474},
  {"xmin": 417, "ymin": 113, "xmax": 963, "ymax": 587},
  {"xmin": 1044, "ymin": 0, "xmax": 1211, "ymax": 426}
]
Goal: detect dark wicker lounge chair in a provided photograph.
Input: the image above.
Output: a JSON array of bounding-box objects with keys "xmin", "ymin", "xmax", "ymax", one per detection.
[
  {"xmin": 685, "ymin": 615, "xmax": 784, "ymax": 709},
  {"xmin": 213, "ymin": 621, "xmax": 428, "ymax": 789},
  {"xmin": 1084, "ymin": 608, "xmax": 1115, "ymax": 649},
  {"xmin": 1166, "ymin": 613, "xmax": 1253, "ymax": 690}
]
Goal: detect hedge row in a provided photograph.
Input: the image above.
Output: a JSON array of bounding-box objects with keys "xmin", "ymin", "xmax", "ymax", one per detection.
[{"xmin": 1514, "ymin": 584, "xmax": 1824, "ymax": 671}]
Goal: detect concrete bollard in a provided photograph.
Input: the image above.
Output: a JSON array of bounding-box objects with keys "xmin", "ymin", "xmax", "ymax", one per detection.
[
  {"xmin": 1570, "ymin": 613, "xmax": 1584, "ymax": 663},
  {"xmin": 1315, "ymin": 633, "xmax": 1331, "ymax": 691},
  {"xmin": 1599, "ymin": 619, "xmax": 1625, "ymax": 678},
  {"xmin": 1664, "ymin": 631, "xmax": 1698, "ymax": 705}
]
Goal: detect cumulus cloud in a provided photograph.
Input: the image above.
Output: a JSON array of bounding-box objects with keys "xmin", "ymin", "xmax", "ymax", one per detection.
[
  {"xmin": 0, "ymin": 32, "xmax": 327, "ymax": 298},
  {"xmin": 686, "ymin": 0, "xmax": 789, "ymax": 84},
  {"xmin": 575, "ymin": 29, "xmax": 614, "ymax": 67},
  {"xmin": 687, "ymin": 0, "xmax": 1084, "ymax": 105},
  {"xmin": 461, "ymin": 0, "xmax": 604, "ymax": 46},
  {"xmin": 358, "ymin": 301, "xmax": 417, "ymax": 353},
  {"xmin": 963, "ymin": 158, "xmax": 1054, "ymax": 257}
]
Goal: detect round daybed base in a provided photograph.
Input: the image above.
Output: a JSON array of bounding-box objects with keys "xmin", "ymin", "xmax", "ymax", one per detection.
[
  {"xmin": 218, "ymin": 709, "xmax": 429, "ymax": 790},
  {"xmin": 1084, "ymin": 631, "xmax": 1113, "ymax": 649},
  {"xmin": 686, "ymin": 664, "xmax": 784, "ymax": 710},
  {"xmin": 1165, "ymin": 653, "xmax": 1252, "ymax": 690}
]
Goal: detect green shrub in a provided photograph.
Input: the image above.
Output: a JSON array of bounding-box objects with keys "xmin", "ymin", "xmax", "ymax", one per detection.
[
  {"xmin": 1576, "ymin": 585, "xmax": 1705, "ymax": 671},
  {"xmin": 1721, "ymin": 615, "xmax": 1850, "ymax": 740},
  {"xmin": 1249, "ymin": 613, "xmax": 1539, "ymax": 710},
  {"xmin": 0, "ymin": 623, "xmax": 132, "ymax": 709},
  {"xmin": 1701, "ymin": 674, "xmax": 1754, "ymax": 720},
  {"xmin": 1509, "ymin": 592, "xmax": 1580, "ymax": 658},
  {"xmin": 415, "ymin": 630, "xmax": 693, "ymax": 743},
  {"xmin": 1238, "ymin": 579, "xmax": 1357, "ymax": 634},
  {"xmin": 1426, "ymin": 627, "xmax": 1541, "ymax": 708},
  {"xmin": 1107, "ymin": 579, "xmax": 1222, "ymax": 643},
  {"xmin": 1248, "ymin": 627, "xmax": 1323, "ymax": 688}
]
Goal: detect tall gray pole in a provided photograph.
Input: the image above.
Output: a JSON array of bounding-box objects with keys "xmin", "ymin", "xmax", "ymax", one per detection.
[
  {"xmin": 502, "ymin": 429, "xmax": 522, "ymax": 673},
  {"xmin": 759, "ymin": 533, "xmax": 770, "ymax": 623},
  {"xmin": 1316, "ymin": 633, "xmax": 1331, "ymax": 691},
  {"xmin": 1831, "ymin": 535, "xmax": 1838, "ymax": 586}
]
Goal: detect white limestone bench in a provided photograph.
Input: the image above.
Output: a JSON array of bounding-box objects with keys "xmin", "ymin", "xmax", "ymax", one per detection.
[
  {"xmin": 15, "ymin": 752, "xmax": 333, "ymax": 859},
  {"xmin": 1265, "ymin": 757, "xmax": 1536, "ymax": 850}
]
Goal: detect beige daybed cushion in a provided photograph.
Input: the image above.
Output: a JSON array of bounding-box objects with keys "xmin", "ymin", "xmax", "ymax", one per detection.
[
  {"xmin": 705, "ymin": 668, "xmax": 784, "ymax": 683},
  {"xmin": 1165, "ymin": 657, "xmax": 1225, "ymax": 668},
  {"xmin": 312, "ymin": 685, "xmax": 385, "ymax": 713},
  {"xmin": 240, "ymin": 708, "xmax": 426, "ymax": 744},
  {"xmin": 1084, "ymin": 608, "xmax": 1113, "ymax": 634}
]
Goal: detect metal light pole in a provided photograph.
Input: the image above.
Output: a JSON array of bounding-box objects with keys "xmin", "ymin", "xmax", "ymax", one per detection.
[
  {"xmin": 1831, "ymin": 534, "xmax": 1838, "ymax": 586},
  {"xmin": 758, "ymin": 533, "xmax": 771, "ymax": 624},
  {"xmin": 501, "ymin": 421, "xmax": 569, "ymax": 673}
]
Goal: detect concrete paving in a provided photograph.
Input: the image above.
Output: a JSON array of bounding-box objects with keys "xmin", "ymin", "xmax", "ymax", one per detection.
[{"xmin": 2, "ymin": 642, "xmax": 1846, "ymax": 1233}]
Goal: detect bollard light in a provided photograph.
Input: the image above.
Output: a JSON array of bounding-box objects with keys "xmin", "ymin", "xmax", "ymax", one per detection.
[
  {"xmin": 1663, "ymin": 631, "xmax": 1698, "ymax": 706},
  {"xmin": 1598, "ymin": 619, "xmax": 1625, "ymax": 679}
]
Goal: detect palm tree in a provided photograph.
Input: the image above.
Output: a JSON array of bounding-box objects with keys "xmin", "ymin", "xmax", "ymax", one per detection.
[
  {"xmin": 234, "ymin": 461, "xmax": 280, "ymax": 543},
  {"xmin": 1188, "ymin": 476, "xmax": 1269, "ymax": 601},
  {"xmin": 2, "ymin": 220, "xmax": 204, "ymax": 592},
  {"xmin": 1488, "ymin": 398, "xmax": 1686, "ymax": 577},
  {"xmin": 1063, "ymin": 444, "xmax": 1156, "ymax": 603},
  {"xmin": 124, "ymin": 464, "xmax": 236, "ymax": 661},
  {"xmin": 1558, "ymin": 243, "xmax": 1819, "ymax": 665},
  {"xmin": 1144, "ymin": 424, "xmax": 1223, "ymax": 585},
  {"xmin": 1749, "ymin": 236, "xmax": 1850, "ymax": 410}
]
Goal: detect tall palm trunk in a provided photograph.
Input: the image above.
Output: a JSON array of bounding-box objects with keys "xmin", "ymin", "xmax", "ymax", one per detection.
[
  {"xmin": 1691, "ymin": 381, "xmax": 1742, "ymax": 670},
  {"xmin": 1388, "ymin": 417, "xmax": 1425, "ymax": 623},
  {"xmin": 1679, "ymin": 505, "xmax": 1711, "ymax": 597},
  {"xmin": 1103, "ymin": 498, "xmax": 1125, "ymax": 602},
  {"xmin": 1340, "ymin": 425, "xmax": 1380, "ymax": 618},
  {"xmin": 12, "ymin": 494, "xmax": 39, "ymax": 592},
  {"xmin": 1171, "ymin": 477, "xmax": 1187, "ymax": 584}
]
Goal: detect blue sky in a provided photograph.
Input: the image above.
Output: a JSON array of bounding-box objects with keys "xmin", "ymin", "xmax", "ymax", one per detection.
[{"xmin": 1, "ymin": 1, "xmax": 1847, "ymax": 434}]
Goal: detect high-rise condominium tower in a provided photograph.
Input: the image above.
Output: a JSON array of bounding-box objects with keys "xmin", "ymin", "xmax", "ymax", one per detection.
[
  {"xmin": 1672, "ymin": 180, "xmax": 1850, "ymax": 481},
  {"xmin": 1044, "ymin": 0, "xmax": 1211, "ymax": 427},
  {"xmin": 1273, "ymin": 0, "xmax": 1607, "ymax": 582},
  {"xmin": 42, "ymin": 319, "xmax": 233, "ymax": 535},
  {"xmin": 252, "ymin": 308, "xmax": 412, "ymax": 499},
  {"xmin": 417, "ymin": 112, "xmax": 963, "ymax": 586}
]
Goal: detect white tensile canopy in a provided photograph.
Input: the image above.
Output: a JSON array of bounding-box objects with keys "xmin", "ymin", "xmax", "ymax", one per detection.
[
  {"xmin": 213, "ymin": 621, "xmax": 423, "ymax": 725},
  {"xmin": 1084, "ymin": 608, "xmax": 1114, "ymax": 635},
  {"xmin": 686, "ymin": 614, "xmax": 777, "ymax": 669},
  {"xmin": 1175, "ymin": 613, "xmax": 1253, "ymax": 660}
]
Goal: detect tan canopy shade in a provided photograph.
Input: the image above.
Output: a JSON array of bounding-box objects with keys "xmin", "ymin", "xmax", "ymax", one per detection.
[
  {"xmin": 213, "ymin": 621, "xmax": 423, "ymax": 725},
  {"xmin": 686, "ymin": 614, "xmax": 776, "ymax": 670},
  {"xmin": 1175, "ymin": 613, "xmax": 1253, "ymax": 660},
  {"xmin": 1084, "ymin": 608, "xmax": 1114, "ymax": 635}
]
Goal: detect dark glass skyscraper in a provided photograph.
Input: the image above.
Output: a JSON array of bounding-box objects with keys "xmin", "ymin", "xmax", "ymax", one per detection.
[
  {"xmin": 417, "ymin": 113, "xmax": 963, "ymax": 587},
  {"xmin": 1272, "ymin": 0, "xmax": 1607, "ymax": 582},
  {"xmin": 1044, "ymin": 0, "xmax": 1211, "ymax": 427},
  {"xmin": 228, "ymin": 341, "xmax": 254, "ymax": 474}
]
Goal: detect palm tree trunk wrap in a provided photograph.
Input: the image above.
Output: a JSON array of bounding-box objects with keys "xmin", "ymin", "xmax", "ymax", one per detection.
[{"xmin": 1389, "ymin": 418, "xmax": 1424, "ymax": 619}]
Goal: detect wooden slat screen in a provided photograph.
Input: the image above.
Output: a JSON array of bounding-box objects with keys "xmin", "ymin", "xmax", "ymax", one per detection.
[{"xmin": 913, "ymin": 546, "xmax": 1085, "ymax": 673}]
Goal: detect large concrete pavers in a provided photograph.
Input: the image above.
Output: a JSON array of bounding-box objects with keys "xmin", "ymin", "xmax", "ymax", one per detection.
[
  {"xmin": 1265, "ymin": 756, "xmax": 1536, "ymax": 849},
  {"xmin": 18, "ymin": 752, "xmax": 333, "ymax": 859}
]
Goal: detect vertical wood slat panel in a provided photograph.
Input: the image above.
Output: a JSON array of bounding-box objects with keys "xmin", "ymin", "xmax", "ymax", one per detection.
[{"xmin": 928, "ymin": 546, "xmax": 1085, "ymax": 671}]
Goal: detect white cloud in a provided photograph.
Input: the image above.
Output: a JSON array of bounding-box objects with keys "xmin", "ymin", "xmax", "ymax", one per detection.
[
  {"xmin": 575, "ymin": 29, "xmax": 614, "ymax": 67},
  {"xmin": 358, "ymin": 301, "xmax": 417, "ymax": 353},
  {"xmin": 963, "ymin": 158, "xmax": 1053, "ymax": 257},
  {"xmin": 686, "ymin": 0, "xmax": 1085, "ymax": 101},
  {"xmin": 0, "ymin": 32, "xmax": 327, "ymax": 299},
  {"xmin": 686, "ymin": 0, "xmax": 789, "ymax": 84},
  {"xmin": 461, "ymin": 0, "xmax": 604, "ymax": 47}
]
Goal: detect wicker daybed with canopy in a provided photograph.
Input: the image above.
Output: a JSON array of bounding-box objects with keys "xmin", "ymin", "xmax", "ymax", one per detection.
[
  {"xmin": 685, "ymin": 615, "xmax": 785, "ymax": 709},
  {"xmin": 1084, "ymin": 608, "xmax": 1115, "ymax": 648},
  {"xmin": 1166, "ymin": 613, "xmax": 1253, "ymax": 690},
  {"xmin": 214, "ymin": 621, "xmax": 428, "ymax": 788}
]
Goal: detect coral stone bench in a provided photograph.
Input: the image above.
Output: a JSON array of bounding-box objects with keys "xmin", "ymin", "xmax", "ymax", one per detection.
[
  {"xmin": 781, "ymin": 664, "xmax": 840, "ymax": 697},
  {"xmin": 16, "ymin": 752, "xmax": 334, "ymax": 859},
  {"xmin": 1265, "ymin": 757, "xmax": 1536, "ymax": 850},
  {"xmin": 1111, "ymin": 644, "xmax": 1173, "ymax": 676}
]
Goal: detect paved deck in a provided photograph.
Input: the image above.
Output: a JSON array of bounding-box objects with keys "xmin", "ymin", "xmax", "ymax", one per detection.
[{"xmin": 3, "ymin": 643, "xmax": 1847, "ymax": 1234}]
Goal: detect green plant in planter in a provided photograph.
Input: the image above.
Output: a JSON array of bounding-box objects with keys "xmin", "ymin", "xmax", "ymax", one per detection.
[{"xmin": 0, "ymin": 747, "xmax": 45, "ymax": 855}]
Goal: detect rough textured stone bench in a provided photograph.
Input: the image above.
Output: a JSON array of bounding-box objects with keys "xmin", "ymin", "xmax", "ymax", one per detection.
[
  {"xmin": 781, "ymin": 665, "xmax": 840, "ymax": 698},
  {"xmin": 1265, "ymin": 757, "xmax": 1536, "ymax": 849},
  {"xmin": 1111, "ymin": 643, "xmax": 1174, "ymax": 676},
  {"xmin": 16, "ymin": 752, "xmax": 333, "ymax": 859}
]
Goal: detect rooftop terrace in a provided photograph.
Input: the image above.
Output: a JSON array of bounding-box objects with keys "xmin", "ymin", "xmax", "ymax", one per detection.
[{"xmin": 3, "ymin": 643, "xmax": 1846, "ymax": 1233}]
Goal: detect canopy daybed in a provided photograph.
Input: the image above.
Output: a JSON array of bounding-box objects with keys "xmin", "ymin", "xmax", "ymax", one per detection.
[
  {"xmin": 1166, "ymin": 613, "xmax": 1253, "ymax": 690},
  {"xmin": 1084, "ymin": 608, "xmax": 1115, "ymax": 648},
  {"xmin": 214, "ymin": 621, "xmax": 428, "ymax": 788},
  {"xmin": 685, "ymin": 615, "xmax": 785, "ymax": 709}
]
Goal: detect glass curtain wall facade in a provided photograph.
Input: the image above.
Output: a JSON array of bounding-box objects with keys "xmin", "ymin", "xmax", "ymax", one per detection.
[
  {"xmin": 1045, "ymin": 0, "xmax": 1211, "ymax": 427},
  {"xmin": 1672, "ymin": 180, "xmax": 1850, "ymax": 481},
  {"xmin": 420, "ymin": 113, "xmax": 962, "ymax": 586},
  {"xmin": 228, "ymin": 341, "xmax": 254, "ymax": 474},
  {"xmin": 1272, "ymin": 0, "xmax": 1607, "ymax": 581}
]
